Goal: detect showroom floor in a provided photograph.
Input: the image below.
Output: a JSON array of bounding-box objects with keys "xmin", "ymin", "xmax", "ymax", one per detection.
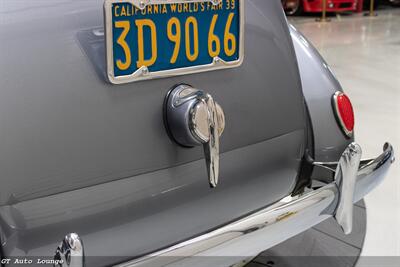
[{"xmin": 289, "ymin": 8, "xmax": 400, "ymax": 257}]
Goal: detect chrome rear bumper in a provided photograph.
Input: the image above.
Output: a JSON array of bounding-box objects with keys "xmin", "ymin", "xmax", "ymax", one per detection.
[{"xmin": 115, "ymin": 142, "xmax": 394, "ymax": 267}]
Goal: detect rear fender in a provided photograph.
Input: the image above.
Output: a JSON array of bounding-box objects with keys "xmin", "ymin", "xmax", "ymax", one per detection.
[{"xmin": 289, "ymin": 24, "xmax": 353, "ymax": 162}]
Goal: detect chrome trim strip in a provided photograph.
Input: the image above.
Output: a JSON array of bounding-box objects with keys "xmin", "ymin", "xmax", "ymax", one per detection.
[
  {"xmin": 115, "ymin": 143, "xmax": 394, "ymax": 267},
  {"xmin": 104, "ymin": 0, "xmax": 245, "ymax": 84}
]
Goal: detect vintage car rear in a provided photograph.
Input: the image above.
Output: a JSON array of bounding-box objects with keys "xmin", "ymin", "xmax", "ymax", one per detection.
[{"xmin": 0, "ymin": 0, "xmax": 394, "ymax": 267}]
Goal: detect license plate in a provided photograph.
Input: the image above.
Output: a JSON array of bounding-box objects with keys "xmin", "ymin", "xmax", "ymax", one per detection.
[{"xmin": 104, "ymin": 0, "xmax": 244, "ymax": 84}]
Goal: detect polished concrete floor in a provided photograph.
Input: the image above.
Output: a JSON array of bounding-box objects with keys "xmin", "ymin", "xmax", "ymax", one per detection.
[{"xmin": 290, "ymin": 9, "xmax": 400, "ymax": 257}]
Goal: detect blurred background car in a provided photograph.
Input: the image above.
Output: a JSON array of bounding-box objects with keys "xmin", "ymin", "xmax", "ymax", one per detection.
[{"xmin": 281, "ymin": 0, "xmax": 357, "ymax": 15}]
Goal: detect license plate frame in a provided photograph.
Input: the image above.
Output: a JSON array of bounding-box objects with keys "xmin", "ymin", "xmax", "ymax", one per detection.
[{"xmin": 104, "ymin": 0, "xmax": 244, "ymax": 84}]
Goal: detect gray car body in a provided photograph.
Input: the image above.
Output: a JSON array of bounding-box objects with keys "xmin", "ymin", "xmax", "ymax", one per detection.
[
  {"xmin": 289, "ymin": 24, "xmax": 352, "ymax": 161},
  {"xmin": 0, "ymin": 0, "xmax": 348, "ymax": 266}
]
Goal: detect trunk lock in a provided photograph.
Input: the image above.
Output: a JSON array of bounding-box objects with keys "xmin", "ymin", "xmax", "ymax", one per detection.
[{"xmin": 164, "ymin": 84, "xmax": 225, "ymax": 188}]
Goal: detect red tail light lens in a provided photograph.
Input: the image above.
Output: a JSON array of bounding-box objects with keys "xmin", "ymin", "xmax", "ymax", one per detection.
[{"xmin": 332, "ymin": 92, "xmax": 354, "ymax": 137}]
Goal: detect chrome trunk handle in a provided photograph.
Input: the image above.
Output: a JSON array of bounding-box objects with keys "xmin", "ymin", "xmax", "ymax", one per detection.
[{"xmin": 164, "ymin": 84, "xmax": 225, "ymax": 188}]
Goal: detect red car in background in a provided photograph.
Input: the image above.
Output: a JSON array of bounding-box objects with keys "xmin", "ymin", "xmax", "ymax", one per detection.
[{"xmin": 282, "ymin": 0, "xmax": 358, "ymax": 15}]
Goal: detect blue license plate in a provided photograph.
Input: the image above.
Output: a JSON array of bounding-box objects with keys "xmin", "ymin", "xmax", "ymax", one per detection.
[{"xmin": 104, "ymin": 0, "xmax": 243, "ymax": 84}]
